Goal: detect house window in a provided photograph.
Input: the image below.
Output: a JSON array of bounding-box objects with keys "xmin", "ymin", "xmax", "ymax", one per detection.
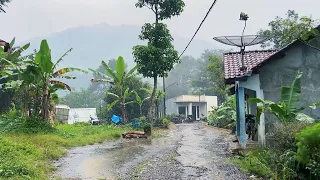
[{"xmin": 178, "ymin": 106, "xmax": 186, "ymax": 116}]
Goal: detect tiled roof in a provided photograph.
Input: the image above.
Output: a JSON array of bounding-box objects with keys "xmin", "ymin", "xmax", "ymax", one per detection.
[{"xmin": 223, "ymin": 50, "xmax": 277, "ymax": 82}]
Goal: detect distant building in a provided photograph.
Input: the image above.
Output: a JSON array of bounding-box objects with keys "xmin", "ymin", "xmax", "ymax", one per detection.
[
  {"xmin": 55, "ymin": 105, "xmax": 98, "ymax": 124},
  {"xmin": 164, "ymin": 95, "xmax": 218, "ymax": 120},
  {"xmin": 68, "ymin": 108, "xmax": 97, "ymax": 124}
]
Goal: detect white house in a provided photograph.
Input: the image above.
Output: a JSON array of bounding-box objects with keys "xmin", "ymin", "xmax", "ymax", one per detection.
[
  {"xmin": 68, "ymin": 108, "xmax": 97, "ymax": 124},
  {"xmin": 165, "ymin": 95, "xmax": 218, "ymax": 120}
]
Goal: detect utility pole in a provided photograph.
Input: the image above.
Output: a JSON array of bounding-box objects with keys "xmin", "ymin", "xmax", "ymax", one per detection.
[{"xmin": 163, "ymin": 76, "xmax": 166, "ymax": 117}]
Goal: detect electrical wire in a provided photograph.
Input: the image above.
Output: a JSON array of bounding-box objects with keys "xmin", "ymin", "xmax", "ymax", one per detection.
[{"xmin": 178, "ymin": 0, "xmax": 219, "ymax": 59}]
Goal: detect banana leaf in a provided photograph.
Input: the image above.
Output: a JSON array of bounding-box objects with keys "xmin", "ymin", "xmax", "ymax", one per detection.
[{"xmin": 280, "ymin": 71, "xmax": 302, "ymax": 114}]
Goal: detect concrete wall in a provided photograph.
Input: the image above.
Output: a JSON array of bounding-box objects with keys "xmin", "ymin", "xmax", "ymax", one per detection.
[
  {"xmin": 204, "ymin": 96, "xmax": 218, "ymax": 113},
  {"xmin": 239, "ymin": 74, "xmax": 266, "ymax": 146},
  {"xmin": 165, "ymin": 98, "xmax": 178, "ymax": 115},
  {"xmin": 259, "ymin": 41, "xmax": 320, "ymax": 133}
]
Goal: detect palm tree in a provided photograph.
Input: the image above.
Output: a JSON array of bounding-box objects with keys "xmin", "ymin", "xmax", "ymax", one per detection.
[
  {"xmin": 89, "ymin": 56, "xmax": 138, "ymax": 122},
  {"xmin": 0, "ymin": 0, "xmax": 11, "ymax": 13}
]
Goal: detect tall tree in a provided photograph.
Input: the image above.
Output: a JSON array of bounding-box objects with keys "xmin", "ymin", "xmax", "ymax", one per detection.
[
  {"xmin": 206, "ymin": 55, "xmax": 231, "ymax": 104},
  {"xmin": 133, "ymin": 0, "xmax": 185, "ymax": 122},
  {"xmin": 190, "ymin": 49, "xmax": 228, "ymax": 96},
  {"xmin": 0, "ymin": 0, "xmax": 11, "ymax": 13},
  {"xmin": 89, "ymin": 56, "xmax": 137, "ymax": 122},
  {"xmin": 258, "ymin": 10, "xmax": 318, "ymax": 49}
]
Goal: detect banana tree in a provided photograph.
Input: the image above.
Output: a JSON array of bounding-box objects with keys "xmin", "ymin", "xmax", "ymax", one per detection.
[
  {"xmin": 105, "ymin": 88, "xmax": 136, "ymax": 122},
  {"xmin": 89, "ymin": 56, "xmax": 138, "ymax": 122},
  {"xmin": 34, "ymin": 40, "xmax": 87, "ymax": 125},
  {"xmin": 135, "ymin": 92, "xmax": 150, "ymax": 116},
  {"xmin": 249, "ymin": 71, "xmax": 320, "ymax": 124}
]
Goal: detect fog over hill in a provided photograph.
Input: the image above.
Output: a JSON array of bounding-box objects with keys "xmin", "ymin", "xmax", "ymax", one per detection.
[{"xmin": 21, "ymin": 23, "xmax": 224, "ymax": 94}]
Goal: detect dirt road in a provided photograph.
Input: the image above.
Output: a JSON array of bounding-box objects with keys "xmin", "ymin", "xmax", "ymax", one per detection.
[{"xmin": 52, "ymin": 122, "xmax": 248, "ymax": 180}]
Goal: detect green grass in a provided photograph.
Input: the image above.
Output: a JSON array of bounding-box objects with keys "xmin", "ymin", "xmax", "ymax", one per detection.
[{"xmin": 0, "ymin": 123, "xmax": 131, "ymax": 179}]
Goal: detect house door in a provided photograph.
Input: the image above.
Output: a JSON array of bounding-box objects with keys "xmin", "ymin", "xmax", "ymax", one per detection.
[{"xmin": 192, "ymin": 106, "xmax": 196, "ymax": 120}]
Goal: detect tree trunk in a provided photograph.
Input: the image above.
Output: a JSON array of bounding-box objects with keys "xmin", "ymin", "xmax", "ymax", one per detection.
[
  {"xmin": 147, "ymin": 75, "xmax": 157, "ymax": 123},
  {"xmin": 140, "ymin": 105, "xmax": 142, "ymax": 117},
  {"xmin": 49, "ymin": 96, "xmax": 55, "ymax": 128},
  {"xmin": 41, "ymin": 84, "xmax": 50, "ymax": 121},
  {"xmin": 121, "ymin": 101, "xmax": 126, "ymax": 123}
]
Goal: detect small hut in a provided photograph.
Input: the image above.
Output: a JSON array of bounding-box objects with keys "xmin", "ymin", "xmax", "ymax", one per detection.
[{"xmin": 55, "ymin": 104, "xmax": 70, "ymax": 124}]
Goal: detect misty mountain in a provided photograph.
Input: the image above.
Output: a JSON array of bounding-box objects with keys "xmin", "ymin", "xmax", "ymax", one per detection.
[{"xmin": 21, "ymin": 23, "xmax": 221, "ymax": 94}]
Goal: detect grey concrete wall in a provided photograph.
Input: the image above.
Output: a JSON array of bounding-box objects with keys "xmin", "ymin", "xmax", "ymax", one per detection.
[{"xmin": 259, "ymin": 40, "xmax": 320, "ymax": 133}]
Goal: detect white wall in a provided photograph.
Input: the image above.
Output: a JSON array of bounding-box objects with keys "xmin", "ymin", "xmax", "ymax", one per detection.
[
  {"xmin": 165, "ymin": 95, "xmax": 218, "ymax": 119},
  {"xmin": 239, "ymin": 74, "xmax": 266, "ymax": 146},
  {"xmin": 204, "ymin": 96, "xmax": 218, "ymax": 113},
  {"xmin": 68, "ymin": 108, "xmax": 97, "ymax": 124}
]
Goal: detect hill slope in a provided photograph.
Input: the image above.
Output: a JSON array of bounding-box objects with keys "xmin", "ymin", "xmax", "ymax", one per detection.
[{"xmin": 21, "ymin": 23, "xmax": 220, "ymax": 92}]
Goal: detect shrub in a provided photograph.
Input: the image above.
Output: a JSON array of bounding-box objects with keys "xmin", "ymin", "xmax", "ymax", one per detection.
[
  {"xmin": 266, "ymin": 121, "xmax": 312, "ymax": 151},
  {"xmin": 232, "ymin": 148, "xmax": 298, "ymax": 179},
  {"xmin": 161, "ymin": 118, "xmax": 169, "ymax": 128},
  {"xmin": 296, "ymin": 123, "xmax": 320, "ymax": 177},
  {"xmin": 207, "ymin": 95, "xmax": 236, "ymax": 129}
]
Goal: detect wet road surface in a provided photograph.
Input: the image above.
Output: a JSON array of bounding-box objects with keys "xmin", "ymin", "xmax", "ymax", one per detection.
[{"xmin": 52, "ymin": 122, "xmax": 248, "ymax": 180}]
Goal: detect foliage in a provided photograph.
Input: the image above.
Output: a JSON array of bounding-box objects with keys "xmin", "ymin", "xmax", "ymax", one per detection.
[
  {"xmin": 232, "ymin": 148, "xmax": 298, "ymax": 179},
  {"xmin": 139, "ymin": 116, "xmax": 151, "ymax": 133},
  {"xmin": 89, "ymin": 56, "xmax": 138, "ymax": 122},
  {"xmin": 133, "ymin": 0, "xmax": 184, "ymax": 122},
  {"xmin": 234, "ymin": 122, "xmax": 319, "ymax": 179},
  {"xmin": 60, "ymin": 88, "xmax": 104, "ymax": 108},
  {"xmin": 249, "ymin": 71, "xmax": 320, "ymax": 124},
  {"xmin": 104, "ymin": 75, "xmax": 150, "ymax": 121},
  {"xmin": 0, "ymin": 0, "xmax": 10, "ymax": 13},
  {"xmin": 161, "ymin": 117, "xmax": 169, "ymax": 128},
  {"xmin": 0, "ymin": 122, "xmax": 131, "ymax": 179},
  {"xmin": 189, "ymin": 49, "xmax": 230, "ymax": 103},
  {"xmin": 258, "ymin": 10, "xmax": 318, "ymax": 49},
  {"xmin": 140, "ymin": 88, "xmax": 165, "ymax": 120},
  {"xmin": 207, "ymin": 95, "xmax": 236, "ymax": 128},
  {"xmin": 296, "ymin": 123, "xmax": 320, "ymax": 177},
  {"xmin": 165, "ymin": 56, "xmax": 196, "ymax": 99},
  {"xmin": 1, "ymin": 40, "xmax": 87, "ymax": 127},
  {"xmin": 206, "ymin": 55, "xmax": 232, "ymax": 103},
  {"xmin": 266, "ymin": 121, "xmax": 312, "ymax": 152}
]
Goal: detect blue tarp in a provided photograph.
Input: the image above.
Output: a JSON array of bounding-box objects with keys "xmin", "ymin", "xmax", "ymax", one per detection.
[{"xmin": 111, "ymin": 115, "xmax": 122, "ymax": 124}]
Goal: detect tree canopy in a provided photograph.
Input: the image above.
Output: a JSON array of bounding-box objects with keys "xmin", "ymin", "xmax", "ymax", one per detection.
[
  {"xmin": 258, "ymin": 10, "xmax": 318, "ymax": 49},
  {"xmin": 0, "ymin": 0, "xmax": 10, "ymax": 13},
  {"xmin": 133, "ymin": 0, "xmax": 185, "ymax": 122}
]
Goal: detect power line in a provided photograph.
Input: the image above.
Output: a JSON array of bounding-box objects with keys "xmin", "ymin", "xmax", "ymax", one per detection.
[{"xmin": 178, "ymin": 0, "xmax": 219, "ymax": 59}]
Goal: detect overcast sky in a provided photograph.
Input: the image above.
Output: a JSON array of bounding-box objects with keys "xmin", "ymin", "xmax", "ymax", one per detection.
[{"xmin": 1, "ymin": 0, "xmax": 319, "ymax": 44}]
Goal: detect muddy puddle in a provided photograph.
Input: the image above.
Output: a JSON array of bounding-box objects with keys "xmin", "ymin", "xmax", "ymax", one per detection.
[{"xmin": 52, "ymin": 131, "xmax": 176, "ymax": 180}]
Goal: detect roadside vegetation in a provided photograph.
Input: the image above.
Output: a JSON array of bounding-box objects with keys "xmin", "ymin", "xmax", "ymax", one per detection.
[{"xmin": 0, "ymin": 114, "xmax": 130, "ymax": 179}]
